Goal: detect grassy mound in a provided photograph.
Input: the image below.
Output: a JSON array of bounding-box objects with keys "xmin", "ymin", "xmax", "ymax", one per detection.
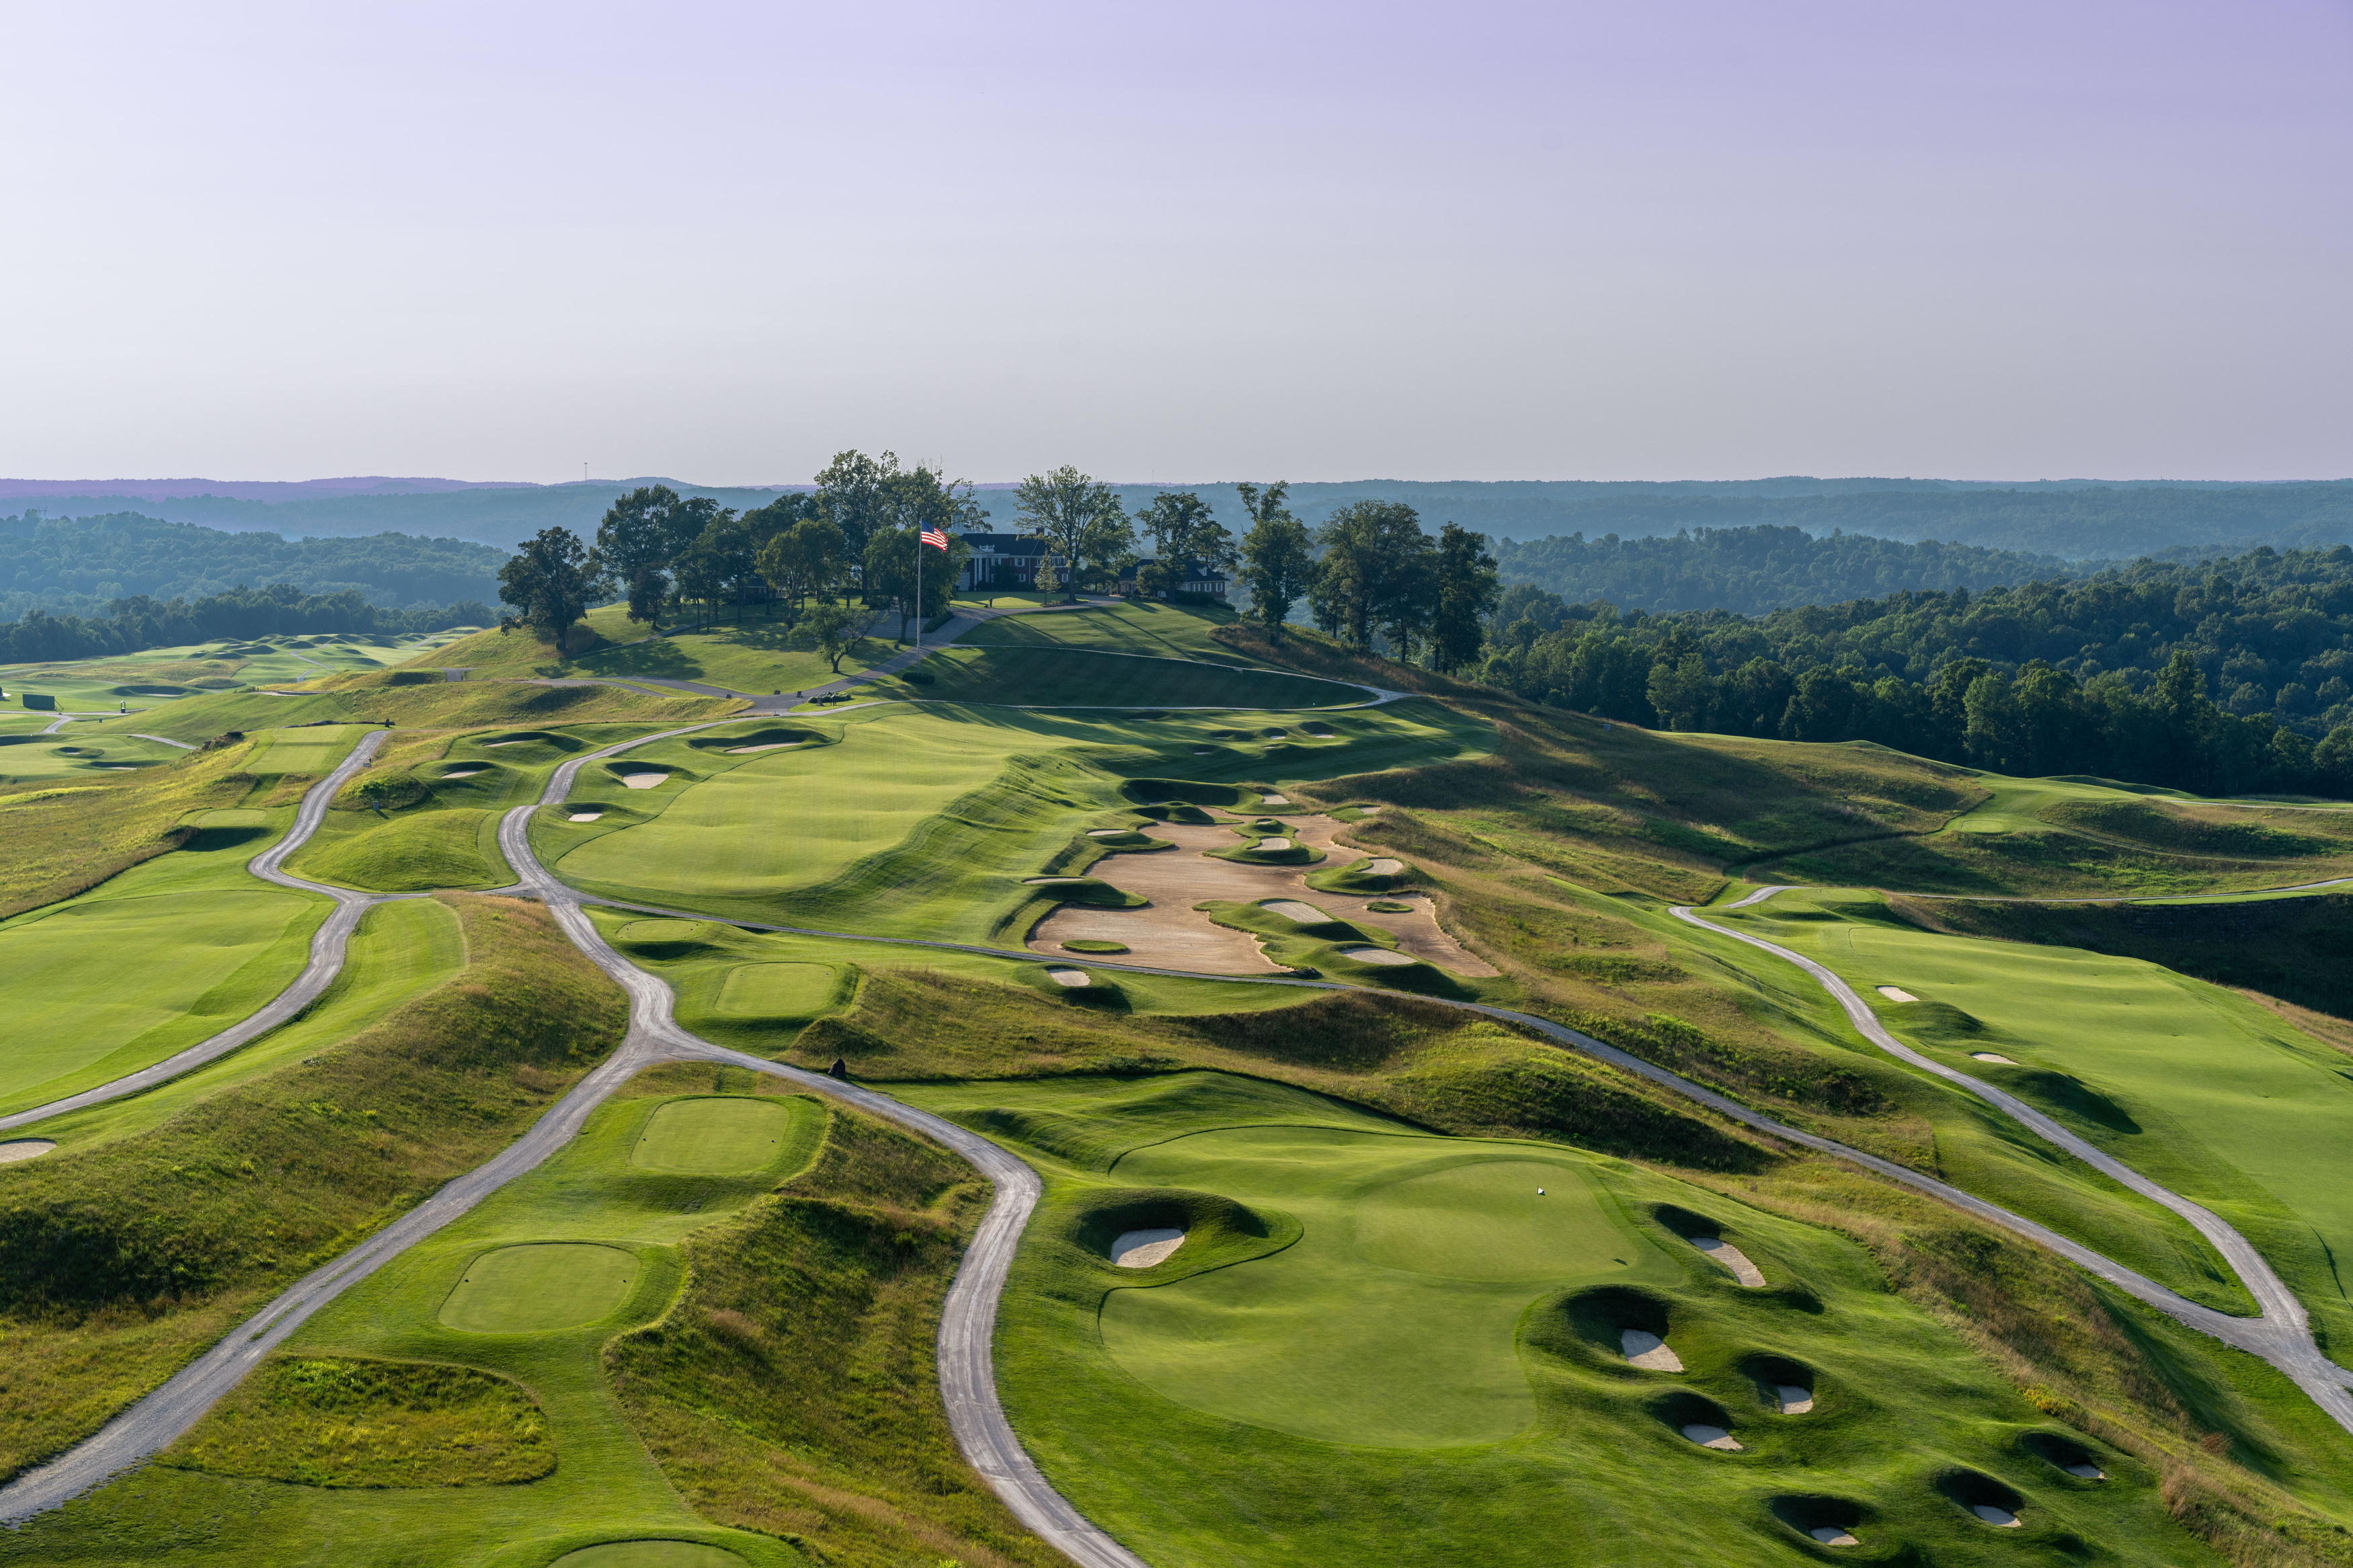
[
  {"xmin": 161, "ymin": 1357, "xmax": 553, "ymax": 1487},
  {"xmin": 438, "ymin": 1243, "xmax": 642, "ymax": 1333},
  {"xmin": 0, "ymin": 893, "xmax": 626, "ymax": 1483},
  {"xmin": 292, "ymin": 806, "xmax": 510, "ymax": 891}
]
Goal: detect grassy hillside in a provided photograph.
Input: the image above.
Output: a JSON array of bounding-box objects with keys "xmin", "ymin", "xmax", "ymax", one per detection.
[
  {"xmin": 0, "ymin": 894, "xmax": 626, "ymax": 1485},
  {"xmin": 864, "ymin": 644, "xmax": 1370, "ymax": 708},
  {"xmin": 411, "ymin": 602, "xmax": 896, "ymax": 694}
]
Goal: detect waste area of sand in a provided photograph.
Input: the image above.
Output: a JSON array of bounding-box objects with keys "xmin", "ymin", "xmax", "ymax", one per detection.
[{"xmin": 1027, "ymin": 813, "xmax": 1497, "ymax": 976}]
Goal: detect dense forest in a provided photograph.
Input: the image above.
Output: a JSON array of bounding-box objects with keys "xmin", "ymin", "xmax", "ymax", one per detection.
[
  {"xmin": 1478, "ymin": 542, "xmax": 2353, "ymax": 796},
  {"xmin": 0, "ymin": 510, "xmax": 506, "ymax": 619},
  {"xmin": 1492, "ymin": 526, "xmax": 2080, "ymax": 614},
  {"xmin": 0, "ymin": 585, "xmax": 490, "ymax": 666}
]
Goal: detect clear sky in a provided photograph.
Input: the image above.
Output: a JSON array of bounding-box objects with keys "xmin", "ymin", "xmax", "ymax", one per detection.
[{"xmin": 3, "ymin": 1, "xmax": 2347, "ymax": 485}]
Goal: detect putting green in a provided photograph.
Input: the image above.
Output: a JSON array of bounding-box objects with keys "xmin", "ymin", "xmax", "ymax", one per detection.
[
  {"xmin": 1099, "ymin": 1126, "xmax": 1657, "ymax": 1447},
  {"xmin": 713, "ymin": 960, "xmax": 838, "ymax": 1018},
  {"xmin": 244, "ymin": 725, "xmax": 370, "ymax": 776},
  {"xmin": 438, "ymin": 1243, "xmax": 641, "ymax": 1333},
  {"xmin": 1355, "ymin": 1159, "xmax": 1628, "ymax": 1282},
  {"xmin": 630, "ymin": 1098, "xmax": 795, "ymax": 1175},
  {"xmin": 552, "ymin": 1545, "xmax": 748, "ymax": 1568}
]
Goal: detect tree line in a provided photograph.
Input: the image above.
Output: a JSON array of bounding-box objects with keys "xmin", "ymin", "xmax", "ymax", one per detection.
[
  {"xmin": 1478, "ymin": 544, "xmax": 2353, "ymax": 796},
  {"xmin": 0, "ymin": 584, "xmax": 493, "ymax": 666}
]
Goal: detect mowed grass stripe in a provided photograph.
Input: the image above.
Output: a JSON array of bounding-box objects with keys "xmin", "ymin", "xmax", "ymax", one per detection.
[{"xmin": 873, "ymin": 645, "xmax": 1368, "ymax": 708}]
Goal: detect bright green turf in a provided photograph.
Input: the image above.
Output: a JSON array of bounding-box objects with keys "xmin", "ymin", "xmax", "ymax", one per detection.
[
  {"xmin": 867, "ymin": 644, "xmax": 1368, "ymax": 708},
  {"xmin": 243, "ymin": 723, "xmax": 375, "ymax": 777},
  {"xmin": 712, "ymin": 962, "xmax": 840, "ymax": 1019},
  {"xmin": 539, "ymin": 703, "xmax": 1490, "ymax": 942},
  {"xmin": 424, "ymin": 601, "xmax": 895, "ymax": 694},
  {"xmin": 901, "ymin": 1070, "xmax": 2224, "ymax": 1568},
  {"xmin": 553, "ymin": 1545, "xmax": 749, "ymax": 1568},
  {"xmin": 0, "ymin": 1091, "xmax": 823, "ymax": 1568},
  {"xmin": 291, "ymin": 807, "xmax": 511, "ymax": 891},
  {"xmin": 10, "ymin": 896, "xmax": 465, "ymax": 1151},
  {"xmin": 438, "ymin": 1243, "xmax": 644, "ymax": 1333},
  {"xmin": 0, "ymin": 821, "xmax": 329, "ymax": 1114},
  {"xmin": 0, "ymin": 733, "xmax": 182, "ymax": 781},
  {"xmin": 1716, "ymin": 890, "xmax": 2353, "ymax": 1348},
  {"xmin": 629, "ymin": 1097, "xmax": 797, "ymax": 1174},
  {"xmin": 953, "ymin": 599, "xmax": 1259, "ymax": 665}
]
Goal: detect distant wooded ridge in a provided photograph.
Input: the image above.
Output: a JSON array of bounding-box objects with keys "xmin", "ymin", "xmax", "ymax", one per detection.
[{"xmin": 5, "ymin": 475, "xmax": 2348, "ymax": 557}]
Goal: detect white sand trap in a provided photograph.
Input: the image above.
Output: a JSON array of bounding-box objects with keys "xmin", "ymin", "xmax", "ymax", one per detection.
[
  {"xmin": 1046, "ymin": 968, "xmax": 1090, "ymax": 987},
  {"xmin": 1366, "ymin": 857, "xmax": 1403, "ymax": 874},
  {"xmin": 1111, "ymin": 1228, "xmax": 1185, "ymax": 1268},
  {"xmin": 1810, "ymin": 1526, "xmax": 1860, "ymax": 1546},
  {"xmin": 1262, "ymin": 900, "xmax": 1330, "ymax": 923},
  {"xmin": 619, "ymin": 772, "xmax": 670, "ymax": 788},
  {"xmin": 567, "ymin": 811, "xmax": 604, "ymax": 823},
  {"xmin": 1970, "ymin": 1052, "xmax": 2018, "ymax": 1064},
  {"xmin": 726, "ymin": 741, "xmax": 802, "ymax": 753},
  {"xmin": 1621, "ymin": 1329, "xmax": 1683, "ymax": 1371},
  {"xmin": 1087, "ymin": 828, "xmax": 1130, "ymax": 837},
  {"xmin": 486, "ymin": 739, "xmax": 533, "ymax": 746},
  {"xmin": 1689, "ymin": 1237, "xmax": 1766, "ymax": 1286},
  {"xmin": 1260, "ymin": 790, "xmax": 1290, "ymax": 802},
  {"xmin": 1776, "ymin": 1385, "xmax": 1814, "ymax": 1414},
  {"xmin": 1971, "ymin": 1505, "xmax": 2022, "ymax": 1528},
  {"xmin": 0, "ymin": 1140, "xmax": 56, "ymax": 1163},
  {"xmin": 2063, "ymin": 1462, "xmax": 2106, "ymax": 1479},
  {"xmin": 1257, "ymin": 837, "xmax": 1293, "ymax": 850},
  {"xmin": 1876, "ymin": 985, "xmax": 1918, "ymax": 1002},
  {"xmin": 1341, "ymin": 947, "xmax": 1417, "ymax": 966},
  {"xmin": 1190, "ymin": 747, "xmax": 1215, "ymax": 754},
  {"xmin": 440, "ymin": 768, "xmax": 485, "ymax": 778},
  {"xmin": 1681, "ymin": 1423, "xmax": 1743, "ymax": 1451},
  {"xmin": 1023, "ymin": 876, "xmax": 1089, "ymax": 884},
  {"xmin": 99, "ymin": 764, "xmax": 138, "ymax": 770}
]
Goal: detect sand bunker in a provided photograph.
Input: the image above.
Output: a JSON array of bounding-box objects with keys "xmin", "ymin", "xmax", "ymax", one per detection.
[
  {"xmin": 568, "ymin": 811, "xmax": 604, "ymax": 823},
  {"xmin": 1260, "ymin": 790, "xmax": 1290, "ymax": 803},
  {"xmin": 1621, "ymin": 1329, "xmax": 1683, "ymax": 1371},
  {"xmin": 1971, "ymin": 1505, "xmax": 2022, "ymax": 1528},
  {"xmin": 1365, "ymin": 857, "xmax": 1402, "ymax": 874},
  {"xmin": 1027, "ymin": 815, "xmax": 1498, "ymax": 977},
  {"xmin": 1256, "ymin": 836, "xmax": 1293, "ymax": 850},
  {"xmin": 1776, "ymin": 1384, "xmax": 1814, "ymax": 1414},
  {"xmin": 1087, "ymin": 828, "xmax": 1131, "ymax": 837},
  {"xmin": 1261, "ymin": 899, "xmax": 1328, "ymax": 923},
  {"xmin": 1876, "ymin": 985, "xmax": 1917, "ymax": 1002},
  {"xmin": 1045, "ymin": 968, "xmax": 1090, "ymax": 987},
  {"xmin": 726, "ymin": 741, "xmax": 802, "ymax": 753},
  {"xmin": 440, "ymin": 768, "xmax": 485, "ymax": 778},
  {"xmin": 1190, "ymin": 746, "xmax": 1215, "ymax": 754},
  {"xmin": 1970, "ymin": 1052, "xmax": 2018, "ymax": 1064},
  {"xmin": 1023, "ymin": 876, "xmax": 1089, "ymax": 884},
  {"xmin": 1341, "ymin": 947, "xmax": 1417, "ymax": 966},
  {"xmin": 619, "ymin": 772, "xmax": 670, "ymax": 788},
  {"xmin": 1111, "ymin": 1228, "xmax": 1185, "ymax": 1268},
  {"xmin": 1688, "ymin": 1237, "xmax": 1766, "ymax": 1286},
  {"xmin": 1681, "ymin": 1423, "xmax": 1743, "ymax": 1451},
  {"xmin": 2063, "ymin": 1462, "xmax": 2107, "ymax": 1480},
  {"xmin": 0, "ymin": 1140, "xmax": 56, "ymax": 1164},
  {"xmin": 1810, "ymin": 1526, "xmax": 1860, "ymax": 1546}
]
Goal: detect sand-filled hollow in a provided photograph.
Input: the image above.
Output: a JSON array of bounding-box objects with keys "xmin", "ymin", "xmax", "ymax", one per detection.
[
  {"xmin": 1777, "ymin": 1384, "xmax": 1815, "ymax": 1414},
  {"xmin": 0, "ymin": 1140, "xmax": 57, "ymax": 1163},
  {"xmin": 440, "ymin": 768, "xmax": 484, "ymax": 779},
  {"xmin": 1970, "ymin": 1051, "xmax": 2018, "ymax": 1064},
  {"xmin": 726, "ymin": 741, "xmax": 802, "ymax": 753},
  {"xmin": 1261, "ymin": 899, "xmax": 1328, "ymax": 923},
  {"xmin": 1689, "ymin": 1236, "xmax": 1767, "ymax": 1286},
  {"xmin": 1341, "ymin": 947, "xmax": 1417, "ymax": 966},
  {"xmin": 1046, "ymin": 968, "xmax": 1090, "ymax": 987},
  {"xmin": 620, "ymin": 772, "xmax": 670, "ymax": 789},
  {"xmin": 1029, "ymin": 814, "xmax": 1496, "ymax": 976},
  {"xmin": 1365, "ymin": 857, "xmax": 1402, "ymax": 874},
  {"xmin": 1876, "ymin": 985, "xmax": 1918, "ymax": 1002},
  {"xmin": 1810, "ymin": 1526, "xmax": 1860, "ymax": 1546},
  {"xmin": 568, "ymin": 811, "xmax": 604, "ymax": 822},
  {"xmin": 1622, "ymin": 1329, "xmax": 1683, "ymax": 1372},
  {"xmin": 1112, "ymin": 1228, "xmax": 1186, "ymax": 1268},
  {"xmin": 1682, "ymin": 1423, "xmax": 1743, "ymax": 1451}
]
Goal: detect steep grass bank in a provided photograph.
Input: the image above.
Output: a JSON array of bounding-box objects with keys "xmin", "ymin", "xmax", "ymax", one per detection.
[{"xmin": 0, "ymin": 893, "xmax": 627, "ymax": 1483}]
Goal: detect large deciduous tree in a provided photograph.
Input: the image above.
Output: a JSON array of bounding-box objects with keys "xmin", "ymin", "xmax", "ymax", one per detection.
[
  {"xmin": 1235, "ymin": 483, "xmax": 1313, "ymax": 645},
  {"xmin": 497, "ymin": 528, "xmax": 603, "ymax": 654},
  {"xmin": 1133, "ymin": 491, "xmax": 1236, "ymax": 581},
  {"xmin": 1428, "ymin": 522, "xmax": 1501, "ymax": 674},
  {"xmin": 813, "ymin": 450, "xmax": 898, "ymax": 563},
  {"xmin": 1310, "ymin": 499, "xmax": 1433, "ymax": 654},
  {"xmin": 594, "ymin": 484, "xmax": 685, "ymax": 625},
  {"xmin": 1014, "ymin": 466, "xmax": 1131, "ymax": 601}
]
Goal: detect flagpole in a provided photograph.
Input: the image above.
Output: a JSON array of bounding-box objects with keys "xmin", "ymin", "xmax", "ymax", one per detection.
[{"xmin": 915, "ymin": 524, "xmax": 922, "ymax": 659}]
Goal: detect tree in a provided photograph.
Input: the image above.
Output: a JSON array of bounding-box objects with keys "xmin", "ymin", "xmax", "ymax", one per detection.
[
  {"xmin": 594, "ymin": 484, "xmax": 685, "ymax": 624},
  {"xmin": 497, "ymin": 527, "xmax": 602, "ymax": 653},
  {"xmin": 1237, "ymin": 499, "xmax": 1314, "ymax": 647},
  {"xmin": 1133, "ymin": 491, "xmax": 1236, "ymax": 581},
  {"xmin": 1310, "ymin": 500, "xmax": 1431, "ymax": 654},
  {"xmin": 813, "ymin": 450, "xmax": 898, "ymax": 563},
  {"xmin": 755, "ymin": 517, "xmax": 848, "ymax": 609},
  {"xmin": 1014, "ymin": 466, "xmax": 1131, "ymax": 601},
  {"xmin": 1427, "ymin": 523, "xmax": 1500, "ymax": 673},
  {"xmin": 789, "ymin": 599, "xmax": 882, "ymax": 673},
  {"xmin": 863, "ymin": 527, "xmax": 970, "ymax": 642}
]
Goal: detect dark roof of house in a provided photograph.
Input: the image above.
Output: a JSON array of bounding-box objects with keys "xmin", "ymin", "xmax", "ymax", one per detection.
[
  {"xmin": 957, "ymin": 532, "xmax": 1045, "ymax": 550},
  {"xmin": 1124, "ymin": 557, "xmax": 1230, "ymax": 580}
]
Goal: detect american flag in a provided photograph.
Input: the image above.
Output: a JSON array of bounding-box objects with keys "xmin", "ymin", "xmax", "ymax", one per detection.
[{"xmin": 920, "ymin": 527, "xmax": 949, "ymax": 551}]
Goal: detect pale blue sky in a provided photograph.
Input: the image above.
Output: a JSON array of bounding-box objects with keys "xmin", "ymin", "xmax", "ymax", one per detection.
[{"xmin": 2, "ymin": 1, "xmax": 2346, "ymax": 483}]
